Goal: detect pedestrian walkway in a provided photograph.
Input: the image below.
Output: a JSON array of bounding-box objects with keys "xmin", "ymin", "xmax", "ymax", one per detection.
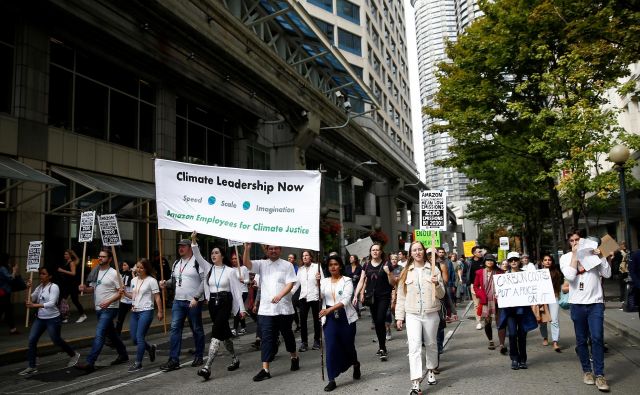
[{"xmin": 601, "ymin": 278, "xmax": 640, "ymax": 345}]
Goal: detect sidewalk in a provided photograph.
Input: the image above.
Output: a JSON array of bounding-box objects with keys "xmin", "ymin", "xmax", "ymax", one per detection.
[
  {"xmin": 602, "ymin": 277, "xmax": 640, "ymax": 344},
  {"xmin": 0, "ymin": 304, "xmax": 212, "ymax": 366}
]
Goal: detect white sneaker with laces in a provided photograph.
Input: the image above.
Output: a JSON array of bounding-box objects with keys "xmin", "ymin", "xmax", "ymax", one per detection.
[
  {"xmin": 75, "ymin": 314, "xmax": 87, "ymax": 323},
  {"xmin": 67, "ymin": 352, "xmax": 81, "ymax": 367},
  {"xmin": 18, "ymin": 367, "xmax": 38, "ymax": 376},
  {"xmin": 427, "ymin": 370, "xmax": 437, "ymax": 385},
  {"xmin": 238, "ymin": 328, "xmax": 246, "ymax": 335},
  {"xmin": 62, "ymin": 319, "xmax": 69, "ymax": 324},
  {"xmin": 475, "ymin": 322, "xmax": 483, "ymax": 330},
  {"xmin": 231, "ymin": 329, "xmax": 237, "ymax": 336}
]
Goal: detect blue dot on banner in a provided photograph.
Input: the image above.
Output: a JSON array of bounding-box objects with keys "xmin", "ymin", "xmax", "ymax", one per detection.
[
  {"xmin": 208, "ymin": 196, "xmax": 216, "ymax": 205},
  {"xmin": 243, "ymin": 201, "xmax": 250, "ymax": 210}
]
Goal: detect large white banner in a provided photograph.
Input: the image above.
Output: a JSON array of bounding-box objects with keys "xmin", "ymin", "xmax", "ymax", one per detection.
[
  {"xmin": 155, "ymin": 159, "xmax": 321, "ymax": 250},
  {"xmin": 494, "ymin": 269, "xmax": 556, "ymax": 308}
]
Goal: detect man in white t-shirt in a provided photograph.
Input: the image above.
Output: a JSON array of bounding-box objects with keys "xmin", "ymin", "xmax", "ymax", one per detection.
[
  {"xmin": 75, "ymin": 249, "xmax": 128, "ymax": 373},
  {"xmin": 560, "ymin": 229, "xmax": 611, "ymax": 391},
  {"xmin": 244, "ymin": 243, "xmax": 299, "ymax": 381},
  {"xmin": 522, "ymin": 254, "xmax": 536, "ymax": 271},
  {"xmin": 159, "ymin": 239, "xmax": 207, "ymax": 372},
  {"xmin": 398, "ymin": 250, "xmax": 408, "ymax": 268}
]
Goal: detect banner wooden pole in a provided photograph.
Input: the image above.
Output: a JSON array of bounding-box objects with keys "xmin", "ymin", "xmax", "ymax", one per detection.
[
  {"xmin": 145, "ymin": 202, "xmax": 150, "ymax": 259},
  {"xmin": 25, "ymin": 271, "xmax": 33, "ymax": 328},
  {"xmin": 80, "ymin": 242, "xmax": 87, "ymax": 296},
  {"xmin": 111, "ymin": 246, "xmax": 124, "ymax": 288},
  {"xmin": 431, "ymin": 232, "xmax": 436, "ymax": 302},
  {"xmin": 234, "ymin": 245, "xmax": 242, "ymax": 278},
  {"xmin": 158, "ymin": 229, "xmax": 167, "ymax": 334}
]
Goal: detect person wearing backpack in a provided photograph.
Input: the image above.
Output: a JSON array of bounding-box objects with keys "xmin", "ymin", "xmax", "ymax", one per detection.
[{"xmin": 159, "ymin": 238, "xmax": 207, "ymax": 372}]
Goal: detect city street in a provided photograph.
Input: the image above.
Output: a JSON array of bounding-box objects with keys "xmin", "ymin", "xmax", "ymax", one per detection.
[{"xmin": 2, "ymin": 301, "xmax": 639, "ymax": 394}]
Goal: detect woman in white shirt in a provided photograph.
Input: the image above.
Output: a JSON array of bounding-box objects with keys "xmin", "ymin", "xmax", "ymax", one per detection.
[
  {"xmin": 319, "ymin": 255, "xmax": 360, "ymax": 392},
  {"xmin": 395, "ymin": 241, "xmax": 445, "ymax": 395},
  {"xmin": 192, "ymin": 238, "xmax": 245, "ymax": 381},
  {"xmin": 21, "ymin": 267, "xmax": 80, "ymax": 375},
  {"xmin": 124, "ymin": 258, "xmax": 162, "ymax": 373},
  {"xmin": 231, "ymin": 253, "xmax": 250, "ymax": 336}
]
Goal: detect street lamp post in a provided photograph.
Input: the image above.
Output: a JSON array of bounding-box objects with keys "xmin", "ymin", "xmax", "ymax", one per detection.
[
  {"xmin": 336, "ymin": 161, "xmax": 377, "ymax": 258},
  {"xmin": 608, "ymin": 144, "xmax": 632, "ymax": 251}
]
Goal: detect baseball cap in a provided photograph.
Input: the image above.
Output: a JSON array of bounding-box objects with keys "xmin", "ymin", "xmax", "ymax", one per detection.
[
  {"xmin": 177, "ymin": 239, "xmax": 191, "ymax": 246},
  {"xmin": 506, "ymin": 252, "xmax": 520, "ymax": 260}
]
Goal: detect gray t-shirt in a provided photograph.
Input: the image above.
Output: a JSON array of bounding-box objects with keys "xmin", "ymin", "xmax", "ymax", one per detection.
[{"xmin": 90, "ymin": 267, "xmax": 120, "ymax": 310}]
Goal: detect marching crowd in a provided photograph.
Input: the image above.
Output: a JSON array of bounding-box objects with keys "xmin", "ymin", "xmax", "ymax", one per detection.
[{"xmin": 2, "ymin": 228, "xmax": 639, "ymax": 394}]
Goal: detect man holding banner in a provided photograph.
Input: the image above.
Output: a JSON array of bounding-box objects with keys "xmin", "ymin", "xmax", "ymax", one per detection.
[
  {"xmin": 560, "ymin": 229, "xmax": 611, "ymax": 392},
  {"xmin": 159, "ymin": 239, "xmax": 206, "ymax": 372},
  {"xmin": 243, "ymin": 243, "xmax": 299, "ymax": 382},
  {"xmin": 75, "ymin": 250, "xmax": 128, "ymax": 373}
]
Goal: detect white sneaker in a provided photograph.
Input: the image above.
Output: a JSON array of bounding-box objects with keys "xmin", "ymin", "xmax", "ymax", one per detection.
[
  {"xmin": 238, "ymin": 328, "xmax": 246, "ymax": 335},
  {"xmin": 18, "ymin": 367, "xmax": 38, "ymax": 376},
  {"xmin": 385, "ymin": 332, "xmax": 392, "ymax": 341},
  {"xmin": 75, "ymin": 314, "xmax": 87, "ymax": 323},
  {"xmin": 231, "ymin": 329, "xmax": 237, "ymax": 336},
  {"xmin": 62, "ymin": 319, "xmax": 69, "ymax": 324},
  {"xmin": 427, "ymin": 370, "xmax": 437, "ymax": 385},
  {"xmin": 67, "ymin": 352, "xmax": 81, "ymax": 367},
  {"xmin": 475, "ymin": 323, "xmax": 483, "ymax": 330}
]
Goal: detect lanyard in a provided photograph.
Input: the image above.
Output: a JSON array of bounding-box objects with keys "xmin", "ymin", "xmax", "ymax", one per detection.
[
  {"xmin": 132, "ymin": 277, "xmax": 145, "ymax": 306},
  {"xmin": 96, "ymin": 268, "xmax": 111, "ymax": 286},
  {"xmin": 38, "ymin": 283, "xmax": 52, "ymax": 301},
  {"xmin": 213, "ymin": 265, "xmax": 225, "ymax": 291}
]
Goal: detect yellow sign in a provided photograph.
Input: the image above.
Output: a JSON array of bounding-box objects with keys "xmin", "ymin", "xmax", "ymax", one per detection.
[
  {"xmin": 413, "ymin": 230, "xmax": 441, "ymax": 248},
  {"xmin": 463, "ymin": 240, "xmax": 477, "ymax": 257}
]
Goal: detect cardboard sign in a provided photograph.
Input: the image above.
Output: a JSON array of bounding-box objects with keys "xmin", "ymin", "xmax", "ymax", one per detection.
[
  {"xmin": 155, "ymin": 159, "xmax": 321, "ymax": 250},
  {"xmin": 598, "ymin": 234, "xmax": 620, "ymax": 258},
  {"xmin": 419, "ymin": 190, "xmax": 446, "ymax": 231},
  {"xmin": 98, "ymin": 214, "xmax": 122, "ymax": 246},
  {"xmin": 346, "ymin": 237, "xmax": 374, "ymax": 260},
  {"xmin": 499, "ymin": 237, "xmax": 509, "ymax": 251},
  {"xmin": 78, "ymin": 211, "xmax": 96, "ymax": 243},
  {"xmin": 494, "ymin": 268, "xmax": 556, "ymax": 308},
  {"xmin": 413, "ymin": 230, "xmax": 441, "ymax": 248},
  {"xmin": 463, "ymin": 240, "xmax": 477, "ymax": 257},
  {"xmin": 26, "ymin": 241, "xmax": 42, "ymax": 273}
]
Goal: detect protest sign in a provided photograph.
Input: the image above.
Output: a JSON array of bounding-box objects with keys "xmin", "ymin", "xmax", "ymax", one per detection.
[
  {"xmin": 499, "ymin": 237, "xmax": 509, "ymax": 251},
  {"xmin": 413, "ymin": 230, "xmax": 440, "ymax": 248},
  {"xmin": 228, "ymin": 239, "xmax": 243, "ymax": 247},
  {"xmin": 463, "ymin": 240, "xmax": 476, "ymax": 257},
  {"xmin": 346, "ymin": 237, "xmax": 374, "ymax": 260},
  {"xmin": 404, "ymin": 242, "xmax": 411, "ymax": 253},
  {"xmin": 155, "ymin": 159, "xmax": 321, "ymax": 250},
  {"xmin": 78, "ymin": 211, "xmax": 96, "ymax": 242},
  {"xmin": 494, "ymin": 268, "xmax": 556, "ymax": 308},
  {"xmin": 598, "ymin": 234, "xmax": 619, "ymax": 258},
  {"xmin": 419, "ymin": 190, "xmax": 446, "ymax": 231},
  {"xmin": 576, "ymin": 238, "xmax": 602, "ymax": 271},
  {"xmin": 26, "ymin": 241, "xmax": 42, "ymax": 273},
  {"xmin": 98, "ymin": 214, "xmax": 122, "ymax": 246}
]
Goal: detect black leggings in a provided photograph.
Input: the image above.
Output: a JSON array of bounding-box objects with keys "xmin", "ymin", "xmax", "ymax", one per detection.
[
  {"xmin": 371, "ymin": 296, "xmax": 391, "ymax": 351},
  {"xmin": 115, "ymin": 303, "xmax": 132, "ymax": 336}
]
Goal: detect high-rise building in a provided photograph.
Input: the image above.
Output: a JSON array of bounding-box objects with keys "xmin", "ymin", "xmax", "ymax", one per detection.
[{"xmin": 412, "ymin": 0, "xmax": 480, "ymax": 203}]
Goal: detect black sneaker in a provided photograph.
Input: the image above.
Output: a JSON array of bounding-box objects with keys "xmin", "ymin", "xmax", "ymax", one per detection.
[
  {"xmin": 298, "ymin": 343, "xmax": 309, "ymax": 352},
  {"xmin": 324, "ymin": 380, "xmax": 337, "ymax": 392},
  {"xmin": 312, "ymin": 340, "xmax": 321, "ymax": 350},
  {"xmin": 291, "ymin": 357, "xmax": 300, "ymax": 371},
  {"xmin": 160, "ymin": 359, "xmax": 180, "ymax": 372},
  {"xmin": 148, "ymin": 344, "xmax": 157, "ymax": 362},
  {"xmin": 519, "ymin": 362, "xmax": 528, "ymax": 369},
  {"xmin": 197, "ymin": 367, "xmax": 211, "ymax": 380},
  {"xmin": 110, "ymin": 355, "xmax": 129, "ymax": 366},
  {"xmin": 379, "ymin": 350, "xmax": 388, "ymax": 361},
  {"xmin": 75, "ymin": 363, "xmax": 96, "ymax": 373},
  {"xmin": 253, "ymin": 369, "xmax": 271, "ymax": 382},
  {"xmin": 127, "ymin": 362, "xmax": 142, "ymax": 373},
  {"xmin": 500, "ymin": 346, "xmax": 508, "ymax": 355},
  {"xmin": 227, "ymin": 358, "xmax": 240, "ymax": 371},
  {"xmin": 250, "ymin": 340, "xmax": 261, "ymax": 351},
  {"xmin": 353, "ymin": 361, "xmax": 361, "ymax": 380},
  {"xmin": 191, "ymin": 357, "xmax": 204, "ymax": 367},
  {"xmin": 511, "ymin": 360, "xmax": 519, "ymax": 370}
]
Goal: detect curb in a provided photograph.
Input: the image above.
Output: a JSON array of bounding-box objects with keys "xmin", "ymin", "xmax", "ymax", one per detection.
[{"xmin": 603, "ymin": 315, "xmax": 640, "ymax": 345}]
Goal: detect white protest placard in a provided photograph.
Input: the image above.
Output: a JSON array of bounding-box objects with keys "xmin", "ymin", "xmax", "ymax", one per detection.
[
  {"xmin": 576, "ymin": 238, "xmax": 602, "ymax": 271},
  {"xmin": 228, "ymin": 239, "xmax": 243, "ymax": 247},
  {"xmin": 420, "ymin": 190, "xmax": 446, "ymax": 231},
  {"xmin": 499, "ymin": 237, "xmax": 509, "ymax": 251},
  {"xmin": 494, "ymin": 268, "xmax": 556, "ymax": 308},
  {"xmin": 98, "ymin": 214, "xmax": 122, "ymax": 246},
  {"xmin": 346, "ymin": 237, "xmax": 374, "ymax": 260},
  {"xmin": 155, "ymin": 159, "xmax": 321, "ymax": 250},
  {"xmin": 78, "ymin": 211, "xmax": 96, "ymax": 243},
  {"xmin": 404, "ymin": 242, "xmax": 411, "ymax": 253},
  {"xmin": 26, "ymin": 241, "xmax": 42, "ymax": 273}
]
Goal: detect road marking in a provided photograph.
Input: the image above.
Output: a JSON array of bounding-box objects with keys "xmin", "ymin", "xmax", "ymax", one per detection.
[
  {"xmin": 86, "ymin": 361, "xmax": 192, "ymax": 395},
  {"xmin": 443, "ymin": 301, "xmax": 473, "ymax": 350},
  {"xmin": 39, "ymin": 373, "xmax": 116, "ymax": 394}
]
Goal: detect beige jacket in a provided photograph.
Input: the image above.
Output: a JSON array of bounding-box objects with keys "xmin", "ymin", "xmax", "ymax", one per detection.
[{"xmin": 395, "ymin": 264, "xmax": 445, "ymax": 320}]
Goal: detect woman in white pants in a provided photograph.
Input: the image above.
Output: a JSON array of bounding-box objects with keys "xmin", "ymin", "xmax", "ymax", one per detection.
[
  {"xmin": 539, "ymin": 254, "xmax": 563, "ymax": 352},
  {"xmin": 395, "ymin": 241, "xmax": 445, "ymax": 395}
]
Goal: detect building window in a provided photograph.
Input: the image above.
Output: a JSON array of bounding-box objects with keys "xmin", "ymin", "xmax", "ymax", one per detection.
[
  {"xmin": 337, "ymin": 0, "xmax": 360, "ymax": 24},
  {"xmin": 308, "ymin": 0, "xmax": 333, "ymax": 12},
  {"xmin": 338, "ymin": 28, "xmax": 361, "ymax": 56},
  {"xmin": 175, "ymin": 97, "xmax": 233, "ymax": 166},
  {"xmin": 0, "ymin": 18, "xmax": 14, "ymax": 114},
  {"xmin": 48, "ymin": 38, "xmax": 156, "ymax": 152},
  {"xmin": 247, "ymin": 144, "xmax": 270, "ymax": 170},
  {"xmin": 312, "ymin": 18, "xmax": 334, "ymax": 42}
]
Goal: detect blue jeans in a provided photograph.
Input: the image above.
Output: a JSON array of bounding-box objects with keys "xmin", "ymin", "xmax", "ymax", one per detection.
[
  {"xmin": 570, "ymin": 303, "xmax": 605, "ymax": 375},
  {"xmin": 87, "ymin": 308, "xmax": 127, "ymax": 365},
  {"xmin": 169, "ymin": 300, "xmax": 204, "ymax": 362},
  {"xmin": 28, "ymin": 315, "xmax": 74, "ymax": 368},
  {"xmin": 130, "ymin": 310, "xmax": 154, "ymax": 363}
]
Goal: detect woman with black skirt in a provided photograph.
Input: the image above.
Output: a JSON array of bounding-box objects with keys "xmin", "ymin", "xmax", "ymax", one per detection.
[
  {"xmin": 57, "ymin": 249, "xmax": 86, "ymax": 323},
  {"xmin": 353, "ymin": 242, "xmax": 395, "ymax": 361},
  {"xmin": 320, "ymin": 255, "xmax": 360, "ymax": 392},
  {"xmin": 191, "ymin": 234, "xmax": 245, "ymax": 380}
]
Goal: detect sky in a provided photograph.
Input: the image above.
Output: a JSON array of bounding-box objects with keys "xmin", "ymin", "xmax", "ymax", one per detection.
[{"xmin": 404, "ymin": 0, "xmax": 426, "ymax": 182}]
